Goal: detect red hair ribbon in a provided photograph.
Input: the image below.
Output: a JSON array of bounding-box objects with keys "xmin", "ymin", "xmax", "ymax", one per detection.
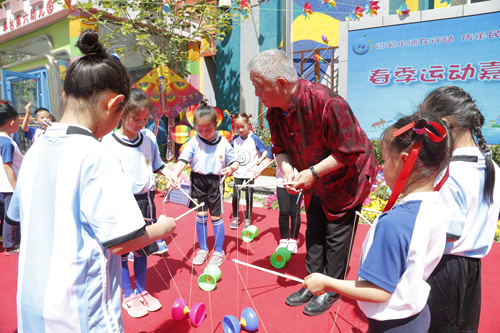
[{"xmin": 383, "ymin": 119, "xmax": 447, "ymax": 212}]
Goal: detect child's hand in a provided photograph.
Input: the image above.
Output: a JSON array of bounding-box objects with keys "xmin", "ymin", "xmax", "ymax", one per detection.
[
  {"xmin": 221, "ymin": 166, "xmax": 234, "ymax": 177},
  {"xmin": 157, "ymin": 214, "xmax": 177, "ymax": 237},
  {"xmin": 165, "ymin": 177, "xmax": 180, "ymax": 192},
  {"xmin": 303, "ymin": 273, "xmax": 328, "ymax": 296},
  {"xmin": 252, "ymin": 167, "xmax": 261, "ymax": 179},
  {"xmin": 24, "ymin": 102, "xmax": 32, "ymax": 113}
]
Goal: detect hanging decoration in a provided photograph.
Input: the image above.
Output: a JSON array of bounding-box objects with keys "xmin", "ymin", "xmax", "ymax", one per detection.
[
  {"xmin": 354, "ymin": 5, "xmax": 364, "ymax": 20},
  {"xmin": 303, "ymin": 2, "xmax": 313, "ymax": 19},
  {"xmin": 162, "ymin": 0, "xmax": 170, "ymax": 13},
  {"xmin": 321, "ymin": 0, "xmax": 336, "ymax": 9},
  {"xmin": 313, "ymin": 53, "xmax": 326, "ymax": 63},
  {"xmin": 396, "ymin": 4, "xmax": 410, "ymax": 15},
  {"xmin": 346, "ymin": 13, "xmax": 357, "ymax": 21},
  {"xmin": 322, "ymin": 34, "xmax": 329, "ymax": 44},
  {"xmin": 366, "ymin": 1, "xmax": 380, "ymax": 17},
  {"xmin": 241, "ymin": 0, "xmax": 250, "ymax": 17},
  {"xmin": 64, "ymin": 0, "xmax": 72, "ymax": 11}
]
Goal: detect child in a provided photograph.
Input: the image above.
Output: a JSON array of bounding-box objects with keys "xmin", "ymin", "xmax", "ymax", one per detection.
[
  {"xmin": 230, "ymin": 113, "xmax": 267, "ymax": 229},
  {"xmin": 253, "ymin": 142, "xmax": 303, "ymax": 253},
  {"xmin": 303, "ymin": 114, "xmax": 452, "ymax": 332},
  {"xmin": 6, "ymin": 29, "xmax": 177, "ymax": 332},
  {"xmin": 420, "ymin": 86, "xmax": 500, "ymax": 333},
  {"xmin": 0, "ymin": 100, "xmax": 22, "ymax": 255},
  {"xmin": 21, "ymin": 102, "xmax": 52, "ymax": 143},
  {"xmin": 102, "ymin": 88, "xmax": 165, "ymax": 318},
  {"xmin": 168, "ymin": 101, "xmax": 239, "ymax": 266}
]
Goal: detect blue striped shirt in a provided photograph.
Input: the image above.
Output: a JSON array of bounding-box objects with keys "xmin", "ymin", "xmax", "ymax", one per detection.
[{"xmin": 8, "ymin": 123, "xmax": 146, "ymax": 333}]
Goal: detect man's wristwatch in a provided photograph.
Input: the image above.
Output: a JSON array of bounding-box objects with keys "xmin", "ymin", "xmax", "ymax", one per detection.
[{"xmin": 309, "ymin": 166, "xmax": 320, "ymax": 180}]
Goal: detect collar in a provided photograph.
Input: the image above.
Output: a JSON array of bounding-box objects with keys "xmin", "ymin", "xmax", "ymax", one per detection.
[
  {"xmin": 199, "ymin": 133, "xmax": 222, "ymax": 145},
  {"xmin": 286, "ymin": 79, "xmax": 306, "ymax": 116},
  {"xmin": 67, "ymin": 125, "xmax": 97, "ymax": 140},
  {"xmin": 111, "ymin": 131, "xmax": 144, "ymax": 148}
]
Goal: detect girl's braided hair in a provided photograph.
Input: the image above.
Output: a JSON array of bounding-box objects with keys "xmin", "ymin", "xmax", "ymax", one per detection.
[{"xmin": 419, "ymin": 86, "xmax": 495, "ymax": 203}]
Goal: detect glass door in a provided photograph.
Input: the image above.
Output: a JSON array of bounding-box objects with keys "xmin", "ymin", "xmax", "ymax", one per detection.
[{"xmin": 1, "ymin": 70, "xmax": 42, "ymax": 153}]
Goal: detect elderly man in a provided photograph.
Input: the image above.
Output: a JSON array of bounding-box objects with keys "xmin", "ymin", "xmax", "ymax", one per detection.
[{"xmin": 247, "ymin": 49, "xmax": 377, "ymax": 316}]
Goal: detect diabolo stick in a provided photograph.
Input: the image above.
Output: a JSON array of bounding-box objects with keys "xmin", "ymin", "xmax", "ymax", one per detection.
[
  {"xmin": 237, "ymin": 182, "xmax": 295, "ymax": 189},
  {"xmin": 232, "ymin": 259, "xmax": 304, "ymax": 283},
  {"xmin": 144, "ymin": 202, "xmax": 205, "ymax": 223},
  {"xmin": 177, "ymin": 186, "xmax": 199, "ymax": 206},
  {"xmin": 174, "ymin": 202, "xmax": 205, "ymax": 221}
]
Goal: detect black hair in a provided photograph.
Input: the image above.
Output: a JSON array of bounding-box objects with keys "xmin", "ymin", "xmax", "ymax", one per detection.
[
  {"xmin": 63, "ymin": 29, "xmax": 131, "ymax": 116},
  {"xmin": 116, "ymin": 88, "xmax": 152, "ymax": 129},
  {"xmin": 34, "ymin": 108, "xmax": 50, "ymax": 116},
  {"xmin": 193, "ymin": 100, "xmax": 217, "ymax": 127},
  {"xmin": 233, "ymin": 112, "xmax": 250, "ymax": 123},
  {"xmin": 0, "ymin": 100, "xmax": 19, "ymax": 127},
  {"xmin": 420, "ymin": 86, "xmax": 495, "ymax": 204},
  {"xmin": 381, "ymin": 113, "xmax": 452, "ymax": 192}
]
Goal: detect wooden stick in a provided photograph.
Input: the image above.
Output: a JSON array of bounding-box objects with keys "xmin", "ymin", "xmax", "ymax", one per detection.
[
  {"xmin": 144, "ymin": 202, "xmax": 205, "ymax": 222},
  {"xmin": 362, "ymin": 207, "xmax": 382, "ymax": 214},
  {"xmin": 237, "ymin": 182, "xmax": 295, "ymax": 188},
  {"xmin": 177, "ymin": 186, "xmax": 198, "ymax": 206},
  {"xmin": 355, "ymin": 211, "xmax": 372, "ymax": 225},
  {"xmin": 174, "ymin": 202, "xmax": 205, "ymax": 221},
  {"xmin": 232, "ymin": 259, "xmax": 304, "ymax": 283}
]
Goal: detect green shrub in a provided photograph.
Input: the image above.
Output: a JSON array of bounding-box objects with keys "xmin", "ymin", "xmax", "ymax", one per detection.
[{"xmin": 371, "ymin": 139, "xmax": 383, "ymax": 166}]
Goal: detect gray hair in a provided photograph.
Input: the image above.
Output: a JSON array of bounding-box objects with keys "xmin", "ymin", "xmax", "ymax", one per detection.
[{"xmin": 247, "ymin": 49, "xmax": 299, "ymax": 86}]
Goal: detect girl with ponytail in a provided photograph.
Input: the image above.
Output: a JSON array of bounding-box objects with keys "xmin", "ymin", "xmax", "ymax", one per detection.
[{"xmin": 421, "ymin": 86, "xmax": 500, "ymax": 333}]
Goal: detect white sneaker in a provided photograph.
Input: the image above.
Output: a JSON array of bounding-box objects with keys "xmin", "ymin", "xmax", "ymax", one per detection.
[
  {"xmin": 208, "ymin": 251, "xmax": 225, "ymax": 266},
  {"xmin": 276, "ymin": 239, "xmax": 288, "ymax": 252},
  {"xmin": 193, "ymin": 250, "xmax": 209, "ymax": 265},
  {"xmin": 287, "ymin": 239, "xmax": 298, "ymax": 254},
  {"xmin": 139, "ymin": 290, "xmax": 162, "ymax": 312},
  {"xmin": 122, "ymin": 294, "xmax": 148, "ymax": 318}
]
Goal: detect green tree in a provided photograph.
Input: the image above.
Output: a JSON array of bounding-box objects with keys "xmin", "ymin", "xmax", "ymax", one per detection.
[{"xmin": 64, "ymin": 0, "xmax": 244, "ymax": 77}]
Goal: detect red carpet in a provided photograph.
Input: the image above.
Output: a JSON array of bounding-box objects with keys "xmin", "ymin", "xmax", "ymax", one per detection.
[{"xmin": 0, "ymin": 197, "xmax": 498, "ymax": 332}]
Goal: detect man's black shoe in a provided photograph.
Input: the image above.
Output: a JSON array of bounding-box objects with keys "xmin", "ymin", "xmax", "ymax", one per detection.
[
  {"xmin": 303, "ymin": 293, "xmax": 340, "ymax": 316},
  {"xmin": 285, "ymin": 287, "xmax": 314, "ymax": 307}
]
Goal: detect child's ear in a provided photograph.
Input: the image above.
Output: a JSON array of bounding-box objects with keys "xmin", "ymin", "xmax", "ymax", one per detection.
[
  {"xmin": 401, "ymin": 152, "xmax": 409, "ymax": 163},
  {"xmin": 107, "ymin": 94, "xmax": 125, "ymax": 114}
]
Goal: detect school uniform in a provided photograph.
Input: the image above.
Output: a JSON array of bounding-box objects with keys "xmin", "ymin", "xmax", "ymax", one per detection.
[
  {"xmin": 24, "ymin": 127, "xmax": 45, "ymax": 143},
  {"xmin": 0, "ymin": 132, "xmax": 23, "ymax": 249},
  {"xmin": 178, "ymin": 133, "xmax": 237, "ymax": 216},
  {"xmin": 7, "ymin": 123, "xmax": 147, "ymax": 333},
  {"xmin": 427, "ymin": 147, "xmax": 500, "ymax": 333},
  {"xmin": 102, "ymin": 128, "xmax": 164, "ymax": 255},
  {"xmin": 358, "ymin": 192, "xmax": 449, "ymax": 332},
  {"xmin": 231, "ymin": 132, "xmax": 267, "ymax": 221}
]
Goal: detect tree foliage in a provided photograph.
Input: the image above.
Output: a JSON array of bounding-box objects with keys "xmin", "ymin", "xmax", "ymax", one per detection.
[{"xmin": 65, "ymin": 0, "xmax": 244, "ymax": 77}]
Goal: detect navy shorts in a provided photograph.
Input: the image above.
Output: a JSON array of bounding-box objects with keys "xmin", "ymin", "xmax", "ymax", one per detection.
[{"xmin": 190, "ymin": 172, "xmax": 223, "ymax": 216}]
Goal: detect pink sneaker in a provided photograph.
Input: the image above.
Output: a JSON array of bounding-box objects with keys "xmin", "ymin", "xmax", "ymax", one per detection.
[
  {"xmin": 139, "ymin": 290, "xmax": 162, "ymax": 312},
  {"xmin": 122, "ymin": 294, "xmax": 148, "ymax": 318}
]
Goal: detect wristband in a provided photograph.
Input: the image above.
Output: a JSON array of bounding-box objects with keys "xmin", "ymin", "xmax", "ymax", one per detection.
[{"xmin": 309, "ymin": 166, "xmax": 320, "ymax": 180}]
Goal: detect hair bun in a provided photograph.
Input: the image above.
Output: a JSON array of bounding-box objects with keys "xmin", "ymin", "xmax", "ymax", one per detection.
[{"xmin": 76, "ymin": 29, "xmax": 106, "ymax": 57}]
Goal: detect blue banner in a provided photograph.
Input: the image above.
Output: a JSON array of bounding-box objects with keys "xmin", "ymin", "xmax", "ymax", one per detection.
[{"xmin": 347, "ymin": 12, "xmax": 500, "ymax": 144}]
